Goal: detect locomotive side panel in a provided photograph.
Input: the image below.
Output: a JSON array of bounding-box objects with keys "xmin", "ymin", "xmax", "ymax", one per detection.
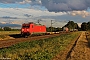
[
  {"xmin": 33, "ymin": 25, "xmax": 46, "ymax": 33},
  {"xmin": 21, "ymin": 22, "xmax": 46, "ymax": 37}
]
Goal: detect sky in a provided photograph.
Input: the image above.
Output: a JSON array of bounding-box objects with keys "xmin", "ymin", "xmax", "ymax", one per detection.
[{"xmin": 0, "ymin": 0, "xmax": 90, "ymax": 28}]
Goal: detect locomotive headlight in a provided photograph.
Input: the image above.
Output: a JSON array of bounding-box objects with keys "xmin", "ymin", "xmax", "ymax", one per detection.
[
  {"xmin": 22, "ymin": 29, "xmax": 24, "ymax": 31},
  {"xmin": 27, "ymin": 29, "xmax": 29, "ymax": 31}
]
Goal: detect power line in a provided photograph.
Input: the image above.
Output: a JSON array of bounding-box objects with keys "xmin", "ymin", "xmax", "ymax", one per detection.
[{"xmin": 50, "ymin": 20, "xmax": 69, "ymax": 32}]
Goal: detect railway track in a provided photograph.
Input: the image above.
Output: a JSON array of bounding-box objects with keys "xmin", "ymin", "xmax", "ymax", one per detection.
[
  {"xmin": 65, "ymin": 32, "xmax": 81, "ymax": 60},
  {"xmin": 0, "ymin": 34, "xmax": 61, "ymax": 49},
  {"xmin": 67, "ymin": 31, "xmax": 90, "ymax": 60},
  {"xmin": 53, "ymin": 31, "xmax": 90, "ymax": 60},
  {"xmin": 0, "ymin": 31, "xmax": 84, "ymax": 60},
  {"xmin": 53, "ymin": 31, "xmax": 82, "ymax": 60}
]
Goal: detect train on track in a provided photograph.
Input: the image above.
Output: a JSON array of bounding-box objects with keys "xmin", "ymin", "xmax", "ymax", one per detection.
[
  {"xmin": 21, "ymin": 22, "xmax": 76, "ymax": 37},
  {"xmin": 21, "ymin": 22, "xmax": 46, "ymax": 37}
]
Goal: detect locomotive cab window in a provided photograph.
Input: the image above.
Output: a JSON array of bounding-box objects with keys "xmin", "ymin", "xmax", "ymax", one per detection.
[{"xmin": 22, "ymin": 25, "xmax": 30, "ymax": 28}]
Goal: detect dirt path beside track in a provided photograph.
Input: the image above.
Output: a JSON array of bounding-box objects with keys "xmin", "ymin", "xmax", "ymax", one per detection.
[
  {"xmin": 53, "ymin": 31, "xmax": 90, "ymax": 60},
  {"xmin": 67, "ymin": 31, "xmax": 90, "ymax": 60}
]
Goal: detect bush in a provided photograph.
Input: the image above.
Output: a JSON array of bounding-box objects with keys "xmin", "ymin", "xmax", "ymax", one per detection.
[{"xmin": 3, "ymin": 27, "xmax": 11, "ymax": 31}]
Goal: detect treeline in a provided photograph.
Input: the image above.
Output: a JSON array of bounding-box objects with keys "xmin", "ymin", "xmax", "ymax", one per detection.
[
  {"xmin": 0, "ymin": 27, "xmax": 20, "ymax": 31},
  {"xmin": 47, "ymin": 21, "xmax": 80, "ymax": 32},
  {"xmin": 47, "ymin": 21, "xmax": 90, "ymax": 32},
  {"xmin": 63, "ymin": 21, "xmax": 90, "ymax": 31},
  {"xmin": 63, "ymin": 21, "xmax": 80, "ymax": 31},
  {"xmin": 81, "ymin": 22, "xmax": 90, "ymax": 31},
  {"xmin": 64, "ymin": 21, "xmax": 79, "ymax": 29}
]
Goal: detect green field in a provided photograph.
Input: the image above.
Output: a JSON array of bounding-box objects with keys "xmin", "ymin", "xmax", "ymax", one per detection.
[
  {"xmin": 0, "ymin": 32, "xmax": 81, "ymax": 60},
  {"xmin": 0, "ymin": 31, "xmax": 20, "ymax": 40},
  {"xmin": 0, "ymin": 31, "xmax": 20, "ymax": 35}
]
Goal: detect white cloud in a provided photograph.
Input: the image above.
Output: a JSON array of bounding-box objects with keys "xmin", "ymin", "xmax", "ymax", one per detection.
[
  {"xmin": 18, "ymin": 0, "xmax": 42, "ymax": 5},
  {"xmin": 70, "ymin": 10, "xmax": 90, "ymax": 18},
  {"xmin": 0, "ymin": 7, "xmax": 67, "ymax": 27},
  {"xmin": 0, "ymin": 22, "xmax": 6, "ymax": 24},
  {"xmin": 0, "ymin": 7, "xmax": 90, "ymax": 28},
  {"xmin": 0, "ymin": 8, "xmax": 67, "ymax": 18},
  {"xmin": 19, "ymin": 0, "xmax": 31, "ymax": 4}
]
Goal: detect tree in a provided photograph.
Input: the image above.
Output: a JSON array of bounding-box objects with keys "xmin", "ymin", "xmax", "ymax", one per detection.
[
  {"xmin": 87, "ymin": 21, "xmax": 90, "ymax": 30},
  {"xmin": 74, "ymin": 23, "xmax": 79, "ymax": 29},
  {"xmin": 63, "ymin": 21, "xmax": 79, "ymax": 30},
  {"xmin": 65, "ymin": 21, "xmax": 74, "ymax": 29},
  {"xmin": 3, "ymin": 27, "xmax": 11, "ymax": 31},
  {"xmin": 81, "ymin": 22, "xmax": 88, "ymax": 31},
  {"xmin": 0, "ymin": 27, "xmax": 3, "ymax": 31}
]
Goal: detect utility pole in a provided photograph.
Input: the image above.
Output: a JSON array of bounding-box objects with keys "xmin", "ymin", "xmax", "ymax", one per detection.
[
  {"xmin": 37, "ymin": 20, "xmax": 40, "ymax": 24},
  {"xmin": 37, "ymin": 19, "xmax": 42, "ymax": 25},
  {"xmin": 51, "ymin": 20, "xmax": 53, "ymax": 33},
  {"xmin": 50, "ymin": 20, "xmax": 67, "ymax": 32}
]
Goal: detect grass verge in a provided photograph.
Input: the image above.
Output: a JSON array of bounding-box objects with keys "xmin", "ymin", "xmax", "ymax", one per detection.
[
  {"xmin": 0, "ymin": 31, "xmax": 20, "ymax": 40},
  {"xmin": 0, "ymin": 32, "xmax": 81, "ymax": 60}
]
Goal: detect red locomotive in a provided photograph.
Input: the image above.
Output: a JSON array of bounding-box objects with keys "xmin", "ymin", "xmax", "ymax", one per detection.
[{"xmin": 21, "ymin": 22, "xmax": 46, "ymax": 37}]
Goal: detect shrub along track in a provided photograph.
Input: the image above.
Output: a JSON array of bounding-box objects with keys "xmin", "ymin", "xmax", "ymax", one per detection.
[
  {"xmin": 1, "ymin": 32, "xmax": 87, "ymax": 60},
  {"xmin": 53, "ymin": 31, "xmax": 90, "ymax": 60},
  {"xmin": 53, "ymin": 31, "xmax": 82, "ymax": 60},
  {"xmin": 0, "ymin": 33, "xmax": 64, "ymax": 49},
  {"xmin": 67, "ymin": 31, "xmax": 90, "ymax": 60}
]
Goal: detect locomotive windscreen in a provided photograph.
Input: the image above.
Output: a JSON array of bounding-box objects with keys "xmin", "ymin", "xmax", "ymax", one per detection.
[{"xmin": 22, "ymin": 25, "xmax": 30, "ymax": 28}]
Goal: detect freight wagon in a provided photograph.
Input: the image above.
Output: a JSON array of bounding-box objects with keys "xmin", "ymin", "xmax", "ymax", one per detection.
[{"xmin": 21, "ymin": 22, "xmax": 46, "ymax": 37}]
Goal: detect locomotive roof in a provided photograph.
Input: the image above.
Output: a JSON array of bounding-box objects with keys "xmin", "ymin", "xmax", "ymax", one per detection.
[{"xmin": 22, "ymin": 22, "xmax": 45, "ymax": 26}]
